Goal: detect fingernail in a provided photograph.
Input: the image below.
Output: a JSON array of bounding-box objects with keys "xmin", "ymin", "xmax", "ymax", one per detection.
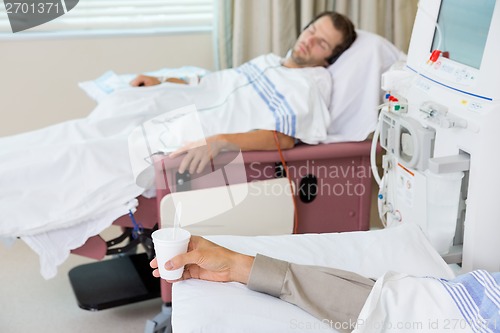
[{"xmin": 165, "ymin": 260, "xmax": 174, "ymax": 270}]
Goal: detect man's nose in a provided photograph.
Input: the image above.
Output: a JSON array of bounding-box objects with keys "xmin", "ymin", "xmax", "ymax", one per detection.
[{"xmin": 304, "ymin": 36, "xmax": 317, "ymax": 47}]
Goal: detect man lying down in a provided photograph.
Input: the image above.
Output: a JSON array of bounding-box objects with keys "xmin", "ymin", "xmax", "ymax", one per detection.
[{"xmin": 0, "ymin": 12, "xmax": 357, "ymax": 278}]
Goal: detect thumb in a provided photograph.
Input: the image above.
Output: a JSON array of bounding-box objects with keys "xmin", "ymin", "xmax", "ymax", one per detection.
[
  {"xmin": 130, "ymin": 75, "xmax": 142, "ymax": 87},
  {"xmin": 166, "ymin": 250, "xmax": 199, "ymax": 270}
]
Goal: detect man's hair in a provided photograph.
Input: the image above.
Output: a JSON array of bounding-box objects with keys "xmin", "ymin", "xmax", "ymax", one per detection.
[{"xmin": 305, "ymin": 11, "xmax": 357, "ymax": 65}]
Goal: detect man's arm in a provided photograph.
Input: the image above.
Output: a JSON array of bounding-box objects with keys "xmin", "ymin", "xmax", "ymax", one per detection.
[
  {"xmin": 214, "ymin": 130, "xmax": 295, "ymax": 151},
  {"xmin": 169, "ymin": 130, "xmax": 295, "ymax": 174},
  {"xmin": 248, "ymin": 254, "xmax": 374, "ymax": 333}
]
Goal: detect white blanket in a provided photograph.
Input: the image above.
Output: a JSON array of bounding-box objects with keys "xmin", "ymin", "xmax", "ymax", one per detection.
[{"xmin": 0, "ymin": 54, "xmax": 331, "ymax": 277}]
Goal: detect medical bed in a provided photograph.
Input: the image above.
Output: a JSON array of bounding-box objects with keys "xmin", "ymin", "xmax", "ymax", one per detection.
[{"xmin": 69, "ymin": 139, "xmax": 374, "ymax": 311}]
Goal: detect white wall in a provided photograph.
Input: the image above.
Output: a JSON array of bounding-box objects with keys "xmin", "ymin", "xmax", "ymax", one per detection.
[{"xmin": 0, "ymin": 32, "xmax": 214, "ymax": 136}]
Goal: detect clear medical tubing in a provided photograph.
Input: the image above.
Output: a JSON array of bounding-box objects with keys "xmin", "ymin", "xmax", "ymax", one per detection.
[
  {"xmin": 417, "ymin": 1, "xmax": 443, "ymax": 51},
  {"xmin": 370, "ymin": 108, "xmax": 385, "ymax": 186},
  {"xmin": 371, "ymin": 106, "xmax": 389, "ymax": 226}
]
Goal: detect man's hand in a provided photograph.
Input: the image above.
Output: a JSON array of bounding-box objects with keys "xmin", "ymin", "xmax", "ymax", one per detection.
[
  {"xmin": 150, "ymin": 236, "xmax": 254, "ymax": 284},
  {"xmin": 130, "ymin": 75, "xmax": 188, "ymax": 87},
  {"xmin": 168, "ymin": 131, "xmax": 294, "ymax": 174},
  {"xmin": 130, "ymin": 74, "xmax": 161, "ymax": 87},
  {"xmin": 169, "ymin": 136, "xmax": 238, "ymax": 174}
]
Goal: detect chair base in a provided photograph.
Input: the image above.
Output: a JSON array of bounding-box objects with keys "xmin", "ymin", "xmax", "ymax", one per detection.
[{"xmin": 68, "ymin": 253, "xmax": 160, "ymax": 311}]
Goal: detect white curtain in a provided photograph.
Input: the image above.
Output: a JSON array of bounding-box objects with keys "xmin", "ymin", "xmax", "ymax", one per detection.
[
  {"xmin": 215, "ymin": 0, "xmax": 297, "ymax": 69},
  {"xmin": 330, "ymin": 0, "xmax": 418, "ymax": 52},
  {"xmin": 214, "ymin": 0, "xmax": 418, "ymax": 69}
]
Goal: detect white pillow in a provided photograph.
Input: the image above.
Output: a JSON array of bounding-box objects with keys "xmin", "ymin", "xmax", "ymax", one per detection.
[{"xmin": 325, "ymin": 30, "xmax": 406, "ymax": 143}]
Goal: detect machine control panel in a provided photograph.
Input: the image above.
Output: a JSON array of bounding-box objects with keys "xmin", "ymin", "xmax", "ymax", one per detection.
[{"xmin": 421, "ymin": 56, "xmax": 479, "ymax": 87}]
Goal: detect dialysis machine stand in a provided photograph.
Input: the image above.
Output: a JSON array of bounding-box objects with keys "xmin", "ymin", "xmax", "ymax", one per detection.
[{"xmin": 375, "ymin": 58, "xmax": 500, "ymax": 273}]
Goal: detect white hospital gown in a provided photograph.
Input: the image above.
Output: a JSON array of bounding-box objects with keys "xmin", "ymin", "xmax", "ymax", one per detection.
[
  {"xmin": 354, "ymin": 270, "xmax": 500, "ymax": 333},
  {"xmin": 128, "ymin": 54, "xmax": 332, "ymax": 187},
  {"xmin": 0, "ymin": 54, "xmax": 331, "ymax": 277}
]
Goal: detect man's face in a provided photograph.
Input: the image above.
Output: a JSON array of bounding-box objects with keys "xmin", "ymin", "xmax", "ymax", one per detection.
[{"xmin": 290, "ymin": 16, "xmax": 344, "ymax": 68}]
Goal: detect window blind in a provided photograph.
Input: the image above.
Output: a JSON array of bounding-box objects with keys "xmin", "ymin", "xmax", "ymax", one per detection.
[{"xmin": 0, "ymin": 0, "xmax": 213, "ymax": 34}]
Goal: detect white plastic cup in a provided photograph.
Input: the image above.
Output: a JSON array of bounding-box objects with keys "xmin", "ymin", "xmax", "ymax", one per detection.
[{"xmin": 151, "ymin": 228, "xmax": 191, "ymax": 280}]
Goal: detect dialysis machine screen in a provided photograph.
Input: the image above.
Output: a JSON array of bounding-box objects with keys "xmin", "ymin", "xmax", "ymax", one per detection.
[{"xmin": 432, "ymin": 0, "xmax": 496, "ymax": 69}]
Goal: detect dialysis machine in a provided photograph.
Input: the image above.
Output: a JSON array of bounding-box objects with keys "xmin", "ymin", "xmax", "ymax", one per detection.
[{"xmin": 374, "ymin": 0, "xmax": 499, "ymax": 272}]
